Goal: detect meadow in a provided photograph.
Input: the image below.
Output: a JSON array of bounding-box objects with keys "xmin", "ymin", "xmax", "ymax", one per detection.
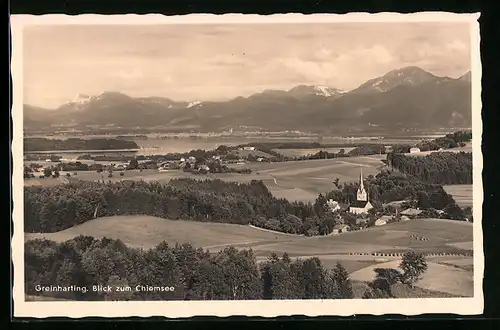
[
  {"xmin": 26, "ymin": 215, "xmax": 474, "ymax": 297},
  {"xmin": 349, "ymin": 259, "xmax": 473, "ymax": 297},
  {"xmin": 25, "ymin": 155, "xmax": 388, "ymax": 203},
  {"xmin": 271, "ymin": 147, "xmax": 357, "ymax": 158},
  {"xmin": 443, "ymin": 184, "xmax": 473, "ymax": 208}
]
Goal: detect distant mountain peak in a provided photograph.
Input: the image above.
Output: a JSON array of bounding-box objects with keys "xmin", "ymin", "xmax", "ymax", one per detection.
[
  {"xmin": 288, "ymin": 85, "xmax": 344, "ymax": 97},
  {"xmin": 350, "ymin": 66, "xmax": 441, "ymax": 93}
]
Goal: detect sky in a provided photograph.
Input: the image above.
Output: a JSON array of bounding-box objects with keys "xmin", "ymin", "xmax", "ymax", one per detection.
[{"xmin": 23, "ymin": 22, "xmax": 472, "ymax": 108}]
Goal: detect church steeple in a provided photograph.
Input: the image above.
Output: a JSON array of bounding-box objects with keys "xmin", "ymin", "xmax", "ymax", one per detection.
[{"xmin": 356, "ymin": 165, "xmax": 367, "ymax": 201}]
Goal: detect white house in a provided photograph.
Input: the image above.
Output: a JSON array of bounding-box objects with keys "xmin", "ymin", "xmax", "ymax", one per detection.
[
  {"xmin": 349, "ymin": 166, "xmax": 373, "ymax": 215},
  {"xmin": 243, "ymin": 146, "xmax": 256, "ymax": 151},
  {"xmin": 198, "ymin": 164, "xmax": 210, "ymax": 172},
  {"xmin": 409, "ymin": 147, "xmax": 421, "ymax": 153},
  {"xmin": 400, "ymin": 208, "xmax": 423, "ymax": 218},
  {"xmin": 326, "ymin": 199, "xmax": 340, "ymax": 212},
  {"xmin": 331, "ymin": 224, "xmax": 350, "ymax": 235},
  {"xmin": 375, "ymin": 215, "xmax": 392, "ymax": 226}
]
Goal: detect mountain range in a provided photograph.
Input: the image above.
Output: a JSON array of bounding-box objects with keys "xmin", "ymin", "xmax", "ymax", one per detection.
[{"xmin": 24, "ymin": 66, "xmax": 472, "ymax": 133}]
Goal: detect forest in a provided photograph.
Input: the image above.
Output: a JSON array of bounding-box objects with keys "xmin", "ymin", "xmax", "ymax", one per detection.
[
  {"xmin": 25, "ymin": 236, "xmax": 435, "ymax": 301},
  {"xmin": 24, "ymin": 170, "xmax": 465, "ymax": 236},
  {"xmin": 386, "ymin": 152, "xmax": 472, "ymax": 184},
  {"xmin": 24, "ymin": 138, "xmax": 140, "ymax": 152}
]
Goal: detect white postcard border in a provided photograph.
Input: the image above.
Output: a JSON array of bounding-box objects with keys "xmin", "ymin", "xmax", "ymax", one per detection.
[{"xmin": 11, "ymin": 12, "xmax": 483, "ymax": 318}]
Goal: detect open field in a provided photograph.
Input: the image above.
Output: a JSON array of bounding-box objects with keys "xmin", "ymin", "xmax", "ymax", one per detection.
[
  {"xmin": 230, "ymin": 149, "xmax": 276, "ymax": 159},
  {"xmin": 272, "ymin": 147, "xmax": 357, "ymax": 158},
  {"xmin": 443, "ymin": 184, "xmax": 473, "ymax": 208},
  {"xmin": 26, "ymin": 216, "xmax": 472, "ymax": 256},
  {"xmin": 24, "ymin": 177, "xmax": 69, "ymax": 187},
  {"xmin": 349, "ymin": 259, "xmax": 473, "ymax": 297},
  {"xmin": 25, "ymin": 215, "xmax": 474, "ymax": 298},
  {"xmin": 26, "ymin": 215, "xmax": 473, "ymax": 261},
  {"xmin": 26, "ymin": 155, "xmax": 387, "ymax": 203},
  {"xmin": 25, "ymin": 215, "xmax": 295, "ymax": 250}
]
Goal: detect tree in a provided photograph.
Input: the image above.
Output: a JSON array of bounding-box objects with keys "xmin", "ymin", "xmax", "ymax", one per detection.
[
  {"xmin": 399, "ymin": 251, "xmax": 428, "ymax": 288},
  {"xmin": 105, "ymin": 275, "xmax": 134, "ymax": 301},
  {"xmin": 127, "ymin": 158, "xmax": 139, "ymax": 170},
  {"xmin": 373, "ymin": 268, "xmax": 402, "ymax": 285},
  {"xmin": 43, "ymin": 167, "xmax": 52, "ymax": 178},
  {"xmin": 332, "ymin": 262, "xmax": 353, "ymax": 299}
]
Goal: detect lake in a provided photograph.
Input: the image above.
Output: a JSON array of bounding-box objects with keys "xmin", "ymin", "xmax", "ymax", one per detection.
[{"xmin": 23, "ymin": 135, "xmax": 437, "ymax": 160}]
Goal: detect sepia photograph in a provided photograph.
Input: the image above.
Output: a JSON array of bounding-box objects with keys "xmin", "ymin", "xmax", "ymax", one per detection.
[{"xmin": 11, "ymin": 13, "xmax": 483, "ymax": 318}]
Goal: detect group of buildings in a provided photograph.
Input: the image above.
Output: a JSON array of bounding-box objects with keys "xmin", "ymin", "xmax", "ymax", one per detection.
[{"xmin": 325, "ymin": 166, "xmax": 423, "ymax": 235}]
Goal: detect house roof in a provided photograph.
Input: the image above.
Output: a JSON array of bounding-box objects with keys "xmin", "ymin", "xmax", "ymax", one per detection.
[
  {"xmin": 377, "ymin": 215, "xmax": 393, "ymax": 221},
  {"xmin": 400, "ymin": 208, "xmax": 423, "ymax": 216},
  {"xmin": 350, "ymin": 200, "xmax": 369, "ymax": 208}
]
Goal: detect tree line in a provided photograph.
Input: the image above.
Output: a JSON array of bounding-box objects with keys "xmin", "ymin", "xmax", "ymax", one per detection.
[
  {"xmin": 24, "ymin": 170, "xmax": 465, "ymax": 235},
  {"xmin": 24, "ymin": 138, "xmax": 139, "ymax": 152},
  {"xmin": 25, "ymin": 236, "xmax": 432, "ymax": 301},
  {"xmin": 390, "ymin": 130, "xmax": 472, "ymax": 154},
  {"xmin": 386, "ymin": 152, "xmax": 472, "ymax": 185}
]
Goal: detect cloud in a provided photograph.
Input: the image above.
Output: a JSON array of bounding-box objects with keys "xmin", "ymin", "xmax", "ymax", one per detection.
[
  {"xmin": 446, "ymin": 39, "xmax": 467, "ymax": 52},
  {"xmin": 111, "ymin": 69, "xmax": 143, "ymax": 80},
  {"xmin": 204, "ymin": 53, "xmax": 252, "ymax": 67},
  {"xmin": 23, "ymin": 22, "xmax": 473, "ymax": 107}
]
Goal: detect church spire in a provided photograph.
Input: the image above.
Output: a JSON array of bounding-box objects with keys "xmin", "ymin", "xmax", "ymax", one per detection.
[
  {"xmin": 359, "ymin": 165, "xmax": 364, "ymax": 190},
  {"xmin": 356, "ymin": 165, "xmax": 368, "ymax": 202}
]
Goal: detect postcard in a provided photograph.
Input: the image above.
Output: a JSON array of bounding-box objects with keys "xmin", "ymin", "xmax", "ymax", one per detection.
[{"xmin": 11, "ymin": 12, "xmax": 483, "ymax": 318}]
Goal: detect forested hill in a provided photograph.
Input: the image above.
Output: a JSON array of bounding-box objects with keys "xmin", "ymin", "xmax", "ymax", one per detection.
[
  {"xmin": 24, "ymin": 173, "xmax": 467, "ymax": 237},
  {"xmin": 24, "ymin": 138, "xmax": 139, "ymax": 152},
  {"xmin": 386, "ymin": 152, "xmax": 472, "ymax": 185}
]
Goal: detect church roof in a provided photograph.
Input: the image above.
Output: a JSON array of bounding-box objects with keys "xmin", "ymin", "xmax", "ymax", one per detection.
[{"xmin": 350, "ymin": 200, "xmax": 369, "ymax": 208}]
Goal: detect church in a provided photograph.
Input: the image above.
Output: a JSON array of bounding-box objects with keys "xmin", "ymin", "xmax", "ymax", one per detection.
[{"xmin": 349, "ymin": 166, "xmax": 373, "ymax": 215}]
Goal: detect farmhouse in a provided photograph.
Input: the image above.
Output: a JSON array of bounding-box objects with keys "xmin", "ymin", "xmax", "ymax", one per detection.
[
  {"xmin": 331, "ymin": 224, "xmax": 350, "ymax": 235},
  {"xmin": 198, "ymin": 164, "xmax": 210, "ymax": 173},
  {"xmin": 400, "ymin": 208, "xmax": 423, "ymax": 218},
  {"xmin": 114, "ymin": 163, "xmax": 128, "ymax": 171},
  {"xmin": 400, "ymin": 215, "xmax": 411, "ymax": 221},
  {"xmin": 326, "ymin": 199, "xmax": 340, "ymax": 212},
  {"xmin": 409, "ymin": 147, "xmax": 421, "ymax": 153},
  {"xmin": 375, "ymin": 215, "xmax": 392, "ymax": 226},
  {"xmin": 349, "ymin": 167, "xmax": 373, "ymax": 215}
]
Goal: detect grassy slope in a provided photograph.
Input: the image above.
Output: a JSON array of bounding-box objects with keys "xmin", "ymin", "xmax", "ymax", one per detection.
[
  {"xmin": 26, "ymin": 216, "xmax": 472, "ymax": 254},
  {"xmin": 25, "ymin": 216, "xmax": 474, "ymax": 298},
  {"xmin": 25, "ymin": 215, "xmax": 296, "ymax": 250},
  {"xmin": 349, "ymin": 259, "xmax": 473, "ymax": 297},
  {"xmin": 443, "ymin": 184, "xmax": 473, "ymax": 208}
]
